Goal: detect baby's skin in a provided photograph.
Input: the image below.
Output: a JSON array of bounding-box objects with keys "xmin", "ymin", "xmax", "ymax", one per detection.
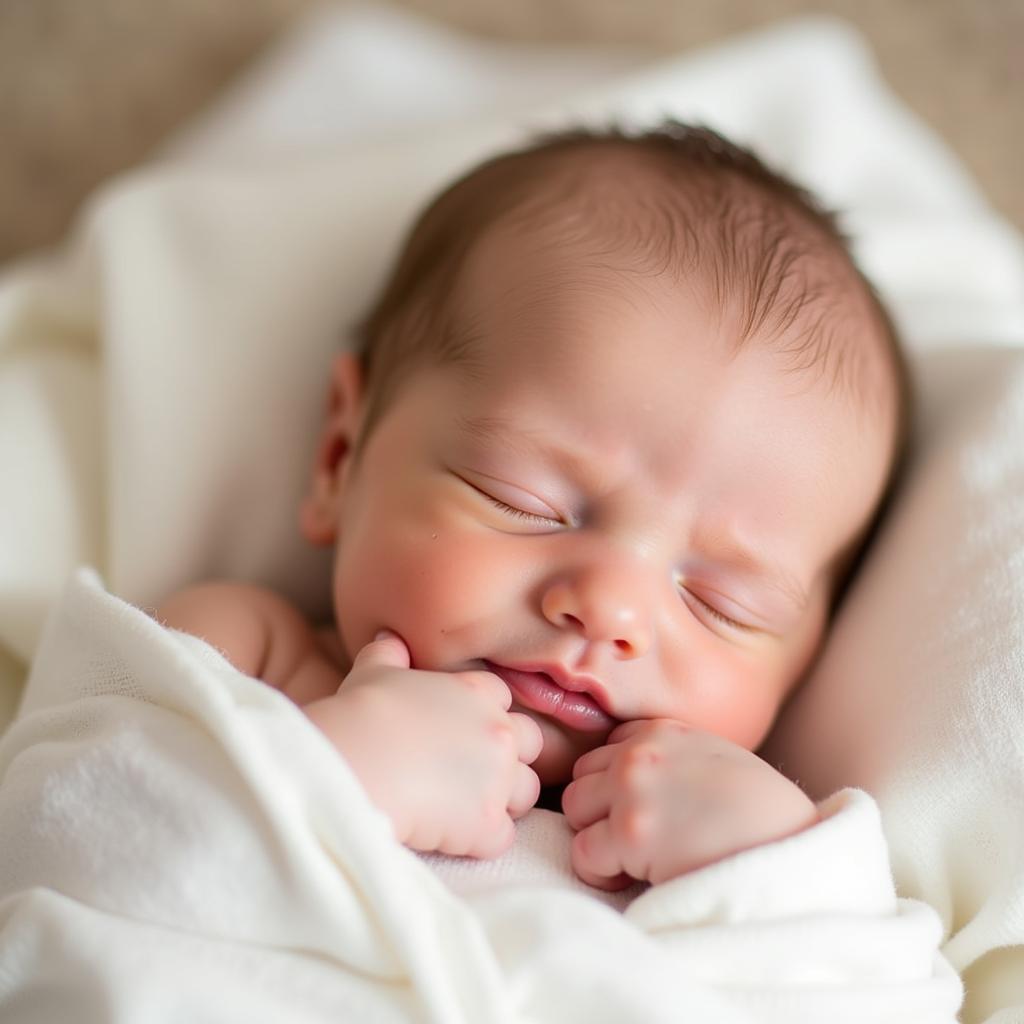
[{"xmin": 158, "ymin": 213, "xmax": 895, "ymax": 890}]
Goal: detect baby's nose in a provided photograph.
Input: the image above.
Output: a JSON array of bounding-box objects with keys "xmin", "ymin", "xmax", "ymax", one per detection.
[{"xmin": 540, "ymin": 560, "xmax": 653, "ymax": 659}]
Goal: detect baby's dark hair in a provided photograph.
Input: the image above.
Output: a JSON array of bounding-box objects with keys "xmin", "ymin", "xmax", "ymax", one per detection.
[{"xmin": 353, "ymin": 120, "xmax": 910, "ymax": 519}]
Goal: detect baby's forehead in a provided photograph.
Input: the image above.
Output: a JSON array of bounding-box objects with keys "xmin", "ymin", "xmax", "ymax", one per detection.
[
  {"xmin": 448, "ymin": 231, "xmax": 664, "ymax": 386},
  {"xmin": 447, "ymin": 224, "xmax": 896, "ymax": 467}
]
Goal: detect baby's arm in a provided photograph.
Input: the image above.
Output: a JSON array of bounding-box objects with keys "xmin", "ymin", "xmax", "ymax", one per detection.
[{"xmin": 562, "ymin": 720, "xmax": 819, "ymax": 889}]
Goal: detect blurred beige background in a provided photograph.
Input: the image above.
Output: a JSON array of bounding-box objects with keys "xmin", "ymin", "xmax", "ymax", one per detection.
[{"xmin": 1, "ymin": 0, "xmax": 1021, "ymax": 267}]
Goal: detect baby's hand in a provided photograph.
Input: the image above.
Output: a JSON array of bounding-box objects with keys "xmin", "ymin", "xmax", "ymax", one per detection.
[
  {"xmin": 562, "ymin": 719, "xmax": 819, "ymax": 890},
  {"xmin": 304, "ymin": 632, "xmax": 542, "ymax": 859}
]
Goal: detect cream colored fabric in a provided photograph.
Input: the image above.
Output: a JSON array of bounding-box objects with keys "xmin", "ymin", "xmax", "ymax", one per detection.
[{"xmin": 0, "ymin": 570, "xmax": 961, "ymax": 1022}]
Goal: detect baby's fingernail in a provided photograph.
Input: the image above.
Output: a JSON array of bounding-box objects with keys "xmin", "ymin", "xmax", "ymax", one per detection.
[{"xmin": 374, "ymin": 629, "xmax": 394, "ymax": 641}]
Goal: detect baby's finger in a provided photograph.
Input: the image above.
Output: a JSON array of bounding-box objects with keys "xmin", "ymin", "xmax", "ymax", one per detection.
[
  {"xmin": 508, "ymin": 711, "xmax": 544, "ymax": 764},
  {"xmin": 561, "ymin": 771, "xmax": 612, "ymax": 831},
  {"xmin": 607, "ymin": 719, "xmax": 658, "ymax": 744},
  {"xmin": 508, "ymin": 763, "xmax": 541, "ymax": 819},
  {"xmin": 351, "ymin": 629, "xmax": 411, "ymax": 670},
  {"xmin": 467, "ymin": 813, "xmax": 517, "ymax": 860},
  {"xmin": 571, "ymin": 741, "xmax": 621, "ymax": 780},
  {"xmin": 570, "ymin": 821, "xmax": 634, "ymax": 891},
  {"xmin": 459, "ymin": 669, "xmax": 513, "ymax": 710}
]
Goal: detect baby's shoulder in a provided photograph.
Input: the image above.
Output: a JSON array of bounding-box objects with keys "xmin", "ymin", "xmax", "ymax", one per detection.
[{"xmin": 154, "ymin": 580, "xmax": 315, "ymax": 686}]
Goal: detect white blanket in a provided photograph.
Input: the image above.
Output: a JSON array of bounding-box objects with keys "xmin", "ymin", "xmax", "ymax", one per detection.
[{"xmin": 0, "ymin": 570, "xmax": 961, "ymax": 1022}]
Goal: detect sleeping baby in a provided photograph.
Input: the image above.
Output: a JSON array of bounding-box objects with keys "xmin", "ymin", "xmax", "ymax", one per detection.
[{"xmin": 156, "ymin": 121, "xmax": 906, "ymax": 891}]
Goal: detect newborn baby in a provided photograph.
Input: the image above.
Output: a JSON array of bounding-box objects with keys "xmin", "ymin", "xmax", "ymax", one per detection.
[{"xmin": 157, "ymin": 121, "xmax": 906, "ymax": 891}]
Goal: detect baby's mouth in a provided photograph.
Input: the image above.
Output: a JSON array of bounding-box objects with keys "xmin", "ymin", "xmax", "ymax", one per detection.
[{"xmin": 482, "ymin": 661, "xmax": 618, "ymax": 733}]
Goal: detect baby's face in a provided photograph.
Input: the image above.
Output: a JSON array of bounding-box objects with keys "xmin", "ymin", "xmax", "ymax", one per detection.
[{"xmin": 308, "ymin": 229, "xmax": 894, "ymax": 786}]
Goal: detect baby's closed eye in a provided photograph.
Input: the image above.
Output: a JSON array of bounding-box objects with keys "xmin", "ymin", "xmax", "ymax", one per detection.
[{"xmin": 454, "ymin": 470, "xmax": 567, "ymax": 529}]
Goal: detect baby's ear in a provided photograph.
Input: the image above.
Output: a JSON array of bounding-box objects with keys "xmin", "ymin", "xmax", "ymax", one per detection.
[{"xmin": 299, "ymin": 353, "xmax": 365, "ymax": 546}]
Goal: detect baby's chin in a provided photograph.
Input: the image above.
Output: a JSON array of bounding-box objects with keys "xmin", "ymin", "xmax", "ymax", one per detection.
[{"xmin": 521, "ymin": 708, "xmax": 612, "ymax": 787}]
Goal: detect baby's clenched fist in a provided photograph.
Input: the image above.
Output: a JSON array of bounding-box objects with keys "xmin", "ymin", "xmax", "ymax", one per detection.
[
  {"xmin": 562, "ymin": 719, "xmax": 819, "ymax": 890},
  {"xmin": 304, "ymin": 631, "xmax": 542, "ymax": 859}
]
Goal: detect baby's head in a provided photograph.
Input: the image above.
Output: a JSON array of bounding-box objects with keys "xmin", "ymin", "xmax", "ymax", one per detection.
[{"xmin": 301, "ymin": 122, "xmax": 907, "ymax": 786}]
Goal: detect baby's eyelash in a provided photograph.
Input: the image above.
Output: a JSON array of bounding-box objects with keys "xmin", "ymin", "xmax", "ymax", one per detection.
[
  {"xmin": 700, "ymin": 600, "xmax": 746, "ymax": 630},
  {"xmin": 683, "ymin": 587, "xmax": 751, "ymax": 632},
  {"xmin": 484, "ymin": 493, "xmax": 557, "ymax": 525}
]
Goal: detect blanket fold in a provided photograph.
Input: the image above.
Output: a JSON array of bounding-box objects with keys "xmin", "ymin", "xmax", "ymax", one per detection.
[{"xmin": 0, "ymin": 570, "xmax": 961, "ymax": 1022}]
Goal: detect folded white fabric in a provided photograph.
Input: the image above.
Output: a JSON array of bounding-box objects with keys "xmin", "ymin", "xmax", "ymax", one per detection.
[{"xmin": 0, "ymin": 570, "xmax": 961, "ymax": 1023}]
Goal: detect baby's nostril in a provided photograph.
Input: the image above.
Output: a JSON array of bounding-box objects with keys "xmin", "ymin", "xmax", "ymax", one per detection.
[
  {"xmin": 614, "ymin": 638, "xmax": 633, "ymax": 655},
  {"xmin": 561, "ymin": 612, "xmax": 585, "ymax": 631}
]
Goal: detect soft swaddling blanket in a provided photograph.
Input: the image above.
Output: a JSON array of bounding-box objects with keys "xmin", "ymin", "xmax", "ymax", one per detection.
[{"xmin": 0, "ymin": 569, "xmax": 961, "ymax": 1022}]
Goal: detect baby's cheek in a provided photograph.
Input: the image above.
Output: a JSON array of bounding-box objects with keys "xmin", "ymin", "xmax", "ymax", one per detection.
[
  {"xmin": 664, "ymin": 646, "xmax": 790, "ymax": 752},
  {"xmin": 715, "ymin": 689, "xmax": 783, "ymax": 751},
  {"xmin": 724, "ymin": 656, "xmax": 808, "ymax": 751},
  {"xmin": 334, "ymin": 523, "xmax": 515, "ymax": 669}
]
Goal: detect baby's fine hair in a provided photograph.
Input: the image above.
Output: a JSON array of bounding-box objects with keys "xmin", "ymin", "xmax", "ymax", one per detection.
[{"xmin": 354, "ymin": 120, "xmax": 909, "ymax": 454}]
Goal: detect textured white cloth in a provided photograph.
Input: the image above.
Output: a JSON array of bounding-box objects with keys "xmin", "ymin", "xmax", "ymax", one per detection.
[{"xmin": 0, "ymin": 570, "xmax": 961, "ymax": 1023}]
